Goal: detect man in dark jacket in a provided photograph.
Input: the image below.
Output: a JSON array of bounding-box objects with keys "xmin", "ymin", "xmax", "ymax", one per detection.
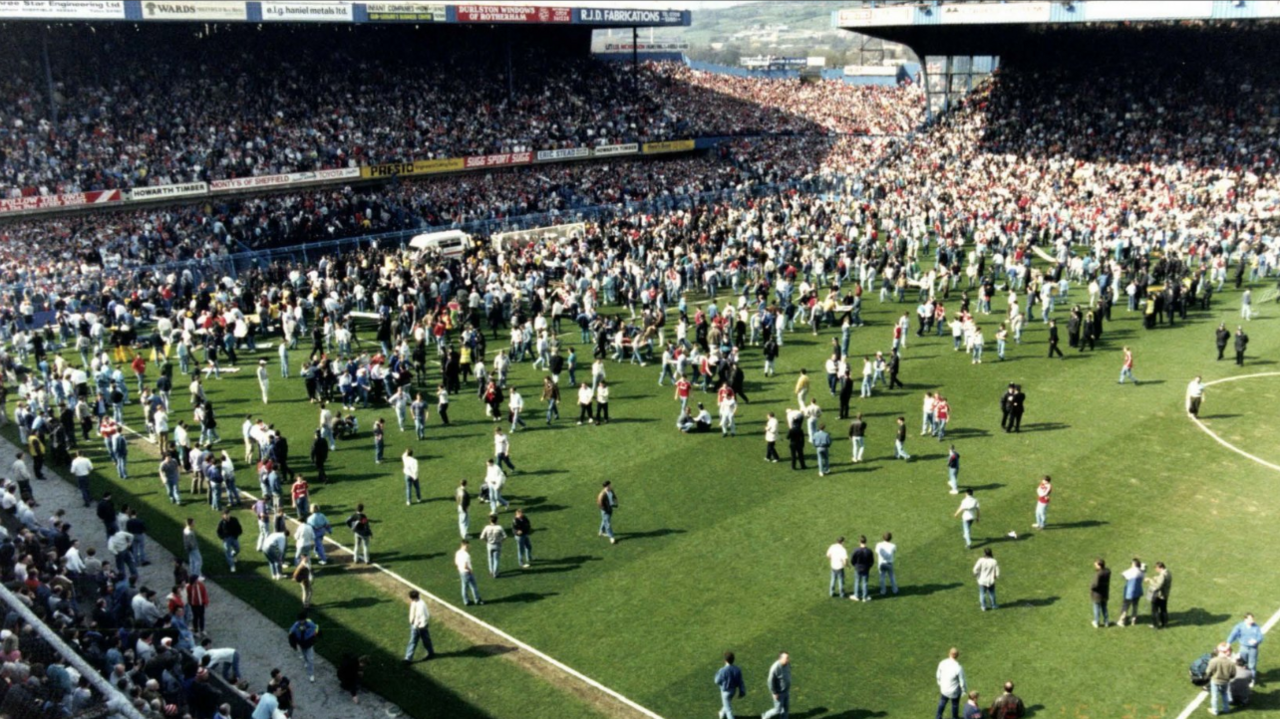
[
  {"xmin": 1216, "ymin": 323, "xmax": 1230, "ymax": 361},
  {"xmin": 1235, "ymin": 326, "xmax": 1250, "ymax": 366},
  {"xmin": 787, "ymin": 420, "xmax": 807, "ymax": 470},
  {"xmin": 1091, "ymin": 559, "xmax": 1111, "ymax": 628},
  {"xmin": 310, "ymin": 430, "xmax": 329, "ymax": 484},
  {"xmin": 1047, "ymin": 319, "xmax": 1064, "ymax": 358}
]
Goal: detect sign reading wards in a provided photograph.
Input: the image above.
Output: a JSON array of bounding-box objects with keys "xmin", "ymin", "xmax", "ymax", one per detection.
[
  {"xmin": 364, "ymin": 2, "xmax": 447, "ymax": 22},
  {"xmin": 140, "ymin": 1, "xmax": 246, "ymax": 21},
  {"xmin": 577, "ymin": 7, "xmax": 688, "ymax": 26},
  {"xmin": 455, "ymin": 4, "xmax": 571, "ymax": 23}
]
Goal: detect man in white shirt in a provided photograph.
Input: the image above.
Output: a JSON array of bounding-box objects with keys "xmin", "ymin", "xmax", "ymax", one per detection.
[
  {"xmin": 403, "ymin": 449, "xmax": 421, "ymax": 506},
  {"xmin": 69, "ymin": 451, "xmax": 93, "ymax": 507},
  {"xmin": 935, "ymin": 647, "xmax": 967, "ymax": 719},
  {"xmin": 494, "ymin": 427, "xmax": 516, "ymax": 472},
  {"xmin": 825, "ymin": 537, "xmax": 849, "ymax": 598},
  {"xmin": 483, "ymin": 460, "xmax": 510, "ymax": 514},
  {"xmin": 875, "ymin": 532, "xmax": 898, "ymax": 596},
  {"xmin": 1186, "ymin": 375, "xmax": 1206, "ymax": 417},
  {"xmin": 403, "ymin": 590, "xmax": 435, "ymax": 663},
  {"xmin": 508, "ymin": 388, "xmax": 527, "ymax": 432},
  {"xmin": 953, "ymin": 489, "xmax": 980, "ymax": 549},
  {"xmin": 455, "ymin": 541, "xmax": 483, "ymax": 606}
]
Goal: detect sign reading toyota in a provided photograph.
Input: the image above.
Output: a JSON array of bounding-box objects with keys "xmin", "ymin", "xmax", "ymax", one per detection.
[{"xmin": 577, "ymin": 7, "xmax": 688, "ymax": 25}]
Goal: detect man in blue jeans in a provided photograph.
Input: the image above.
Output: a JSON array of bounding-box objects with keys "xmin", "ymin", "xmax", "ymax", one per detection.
[
  {"xmin": 598, "ymin": 481, "xmax": 618, "ymax": 545},
  {"xmin": 935, "ymin": 647, "xmax": 966, "ymax": 719},
  {"xmin": 875, "ymin": 532, "xmax": 898, "ymax": 596},
  {"xmin": 1227, "ymin": 613, "xmax": 1264, "ymax": 673},
  {"xmin": 714, "ymin": 651, "xmax": 746, "ymax": 719},
  {"xmin": 825, "ymin": 537, "xmax": 848, "ymax": 598},
  {"xmin": 403, "ymin": 590, "xmax": 435, "ymax": 663},
  {"xmin": 455, "ymin": 540, "xmax": 483, "ymax": 606},
  {"xmin": 812, "ymin": 424, "xmax": 833, "ymax": 477}
]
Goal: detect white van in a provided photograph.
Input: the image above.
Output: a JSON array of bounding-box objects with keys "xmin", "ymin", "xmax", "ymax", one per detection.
[{"xmin": 409, "ymin": 229, "xmax": 470, "ymax": 258}]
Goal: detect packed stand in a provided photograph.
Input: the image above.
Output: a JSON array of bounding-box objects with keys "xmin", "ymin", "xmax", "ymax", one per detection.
[
  {"xmin": 647, "ymin": 63, "xmax": 925, "ymax": 137},
  {"xmin": 0, "ymin": 137, "xmax": 887, "ymax": 308},
  {"xmin": 0, "ymin": 23, "xmax": 923, "ymax": 199}
]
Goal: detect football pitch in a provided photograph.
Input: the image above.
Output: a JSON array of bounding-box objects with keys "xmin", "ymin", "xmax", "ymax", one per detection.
[{"xmin": 30, "ymin": 281, "xmax": 1280, "ymax": 719}]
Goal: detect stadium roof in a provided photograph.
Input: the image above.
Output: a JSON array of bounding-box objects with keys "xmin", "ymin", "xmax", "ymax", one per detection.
[
  {"xmin": 833, "ymin": 0, "xmax": 1280, "ymax": 53},
  {"xmin": 0, "ymin": 1, "xmax": 691, "ymax": 27}
]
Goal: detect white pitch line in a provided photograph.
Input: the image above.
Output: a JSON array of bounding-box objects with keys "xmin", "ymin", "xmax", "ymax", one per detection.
[
  {"xmin": 1173, "ymin": 602, "xmax": 1280, "ymax": 719},
  {"xmin": 1187, "ymin": 372, "xmax": 1280, "ymax": 473},
  {"xmin": 1174, "ymin": 372, "xmax": 1280, "ymax": 719},
  {"xmin": 112, "ymin": 421, "xmax": 665, "ymax": 719}
]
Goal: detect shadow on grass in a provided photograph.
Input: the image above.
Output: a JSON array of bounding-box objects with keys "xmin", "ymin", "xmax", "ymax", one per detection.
[
  {"xmin": 823, "ymin": 709, "xmax": 889, "ymax": 719},
  {"xmin": 325, "ymin": 595, "xmax": 391, "ymax": 610},
  {"xmin": 615, "ymin": 528, "xmax": 687, "ymax": 541},
  {"xmin": 1198, "ymin": 414, "xmax": 1242, "ymax": 420},
  {"xmin": 896, "ymin": 582, "xmax": 962, "ymax": 598},
  {"xmin": 1018, "ymin": 422, "xmax": 1070, "ymax": 433},
  {"xmin": 485, "ymin": 591, "xmax": 560, "ymax": 604},
  {"xmin": 431, "ymin": 643, "xmax": 518, "ymax": 659},
  {"xmin": 519, "ymin": 469, "xmax": 569, "ymax": 477},
  {"xmin": 513, "ymin": 496, "xmax": 570, "ymax": 513},
  {"xmin": 1025, "ymin": 704, "xmax": 1046, "ymax": 717},
  {"xmin": 1048, "ymin": 520, "xmax": 1108, "ymax": 530},
  {"xmin": 1018, "ymin": 595, "xmax": 1059, "ymax": 608},
  {"xmin": 1166, "ymin": 607, "xmax": 1233, "ymax": 628},
  {"xmin": 377, "ymin": 551, "xmax": 446, "ymax": 563},
  {"xmin": 521, "ymin": 555, "xmax": 602, "ymax": 575},
  {"xmin": 965, "ymin": 483, "xmax": 1005, "ymax": 491},
  {"xmin": 946, "ymin": 427, "xmax": 991, "ymax": 439}
]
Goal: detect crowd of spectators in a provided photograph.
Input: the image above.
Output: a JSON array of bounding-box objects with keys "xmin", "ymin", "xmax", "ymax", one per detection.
[{"xmin": 0, "ymin": 23, "xmax": 921, "ymax": 199}]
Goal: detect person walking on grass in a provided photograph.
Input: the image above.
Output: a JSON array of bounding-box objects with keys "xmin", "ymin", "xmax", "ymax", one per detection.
[
  {"xmin": 764, "ymin": 412, "xmax": 781, "ymax": 463},
  {"xmin": 813, "ymin": 423, "xmax": 833, "ymax": 477},
  {"xmin": 183, "ymin": 518, "xmax": 203, "ymax": 578},
  {"xmin": 346, "ymin": 504, "xmax": 372, "ymax": 565},
  {"xmin": 402, "ymin": 448, "xmax": 422, "ymax": 506},
  {"xmin": 598, "ymin": 481, "xmax": 618, "ymax": 545},
  {"xmin": 1091, "ymin": 558, "xmax": 1111, "ymax": 628},
  {"xmin": 936, "ymin": 647, "xmax": 967, "ymax": 719},
  {"xmin": 480, "ymin": 514, "xmax": 507, "ymax": 578},
  {"xmin": 216, "ymin": 510, "xmax": 242, "ymax": 573},
  {"xmin": 947, "ymin": 445, "xmax": 961, "ymax": 494},
  {"xmin": 292, "ymin": 555, "xmax": 313, "ymax": 609},
  {"xmin": 954, "ymin": 489, "xmax": 980, "ymax": 549},
  {"xmin": 849, "ymin": 413, "xmax": 866, "ymax": 463},
  {"xmin": 456, "ymin": 540, "xmax": 483, "ymax": 606},
  {"xmin": 494, "ymin": 427, "xmax": 516, "ymax": 472},
  {"xmin": 1033, "ymin": 476, "xmax": 1051, "ymax": 530},
  {"xmin": 512, "ymin": 508, "xmax": 533, "ymax": 568},
  {"xmin": 974, "ymin": 549, "xmax": 999, "ymax": 611},
  {"xmin": 287, "ymin": 611, "xmax": 320, "ymax": 683},
  {"xmin": 762, "ymin": 652, "xmax": 791, "ymax": 719},
  {"xmin": 894, "ymin": 416, "xmax": 911, "ymax": 461},
  {"xmin": 1118, "ymin": 347, "xmax": 1138, "ymax": 385},
  {"xmin": 826, "ymin": 537, "xmax": 849, "ymax": 598},
  {"xmin": 714, "ymin": 651, "xmax": 746, "ymax": 719},
  {"xmin": 1187, "ymin": 376, "xmax": 1206, "ymax": 417},
  {"xmin": 403, "ymin": 590, "xmax": 435, "ymax": 664}
]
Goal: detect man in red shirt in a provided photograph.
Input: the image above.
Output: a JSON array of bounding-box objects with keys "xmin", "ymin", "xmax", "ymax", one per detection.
[
  {"xmin": 130, "ymin": 354, "xmax": 148, "ymax": 396},
  {"xmin": 1119, "ymin": 347, "xmax": 1138, "ymax": 385},
  {"xmin": 673, "ymin": 376, "xmax": 692, "ymax": 417},
  {"xmin": 1034, "ymin": 476, "xmax": 1052, "ymax": 529}
]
